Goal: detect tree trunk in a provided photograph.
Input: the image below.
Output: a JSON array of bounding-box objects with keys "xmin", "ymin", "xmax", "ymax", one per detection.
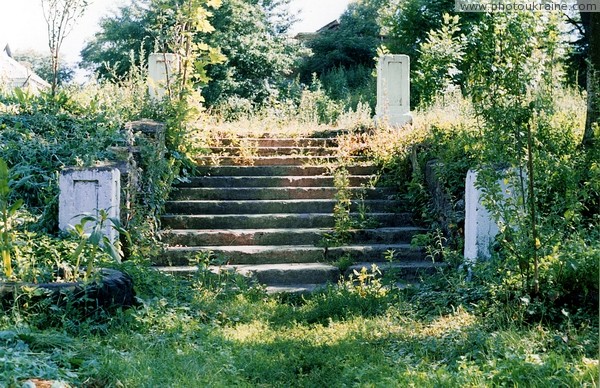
[{"xmin": 582, "ymin": 9, "xmax": 599, "ymax": 148}]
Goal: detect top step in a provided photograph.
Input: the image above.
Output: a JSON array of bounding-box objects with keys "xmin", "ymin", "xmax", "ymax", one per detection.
[
  {"xmin": 214, "ymin": 138, "xmax": 338, "ymax": 148},
  {"xmin": 208, "ymin": 129, "xmax": 349, "ymax": 140},
  {"xmin": 208, "ymin": 146, "xmax": 338, "ymax": 157}
]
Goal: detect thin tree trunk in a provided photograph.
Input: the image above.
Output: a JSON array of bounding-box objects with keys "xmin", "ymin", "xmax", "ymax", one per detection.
[
  {"xmin": 526, "ymin": 121, "xmax": 538, "ymax": 296},
  {"xmin": 582, "ymin": 9, "xmax": 599, "ymax": 148}
]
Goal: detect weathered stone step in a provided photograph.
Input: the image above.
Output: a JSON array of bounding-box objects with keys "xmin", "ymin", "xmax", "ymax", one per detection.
[
  {"xmin": 175, "ymin": 175, "xmax": 376, "ymax": 188},
  {"xmin": 193, "ymin": 165, "xmax": 378, "ymax": 177},
  {"xmin": 171, "ymin": 187, "xmax": 394, "ymax": 201},
  {"xmin": 209, "ymin": 146, "xmax": 338, "ymax": 157},
  {"xmin": 164, "ymin": 199, "xmax": 396, "ymax": 215},
  {"xmin": 214, "ymin": 138, "xmax": 338, "ymax": 148},
  {"xmin": 209, "ymin": 129, "xmax": 347, "ymax": 140},
  {"xmin": 154, "ymin": 261, "xmax": 438, "ymax": 292},
  {"xmin": 195, "ymin": 155, "xmax": 368, "ymax": 166},
  {"xmin": 161, "ymin": 227, "xmax": 424, "ymax": 246},
  {"xmin": 156, "ymin": 263, "xmax": 340, "ymax": 285},
  {"xmin": 229, "ymin": 263, "xmax": 340, "ymax": 285},
  {"xmin": 157, "ymin": 244, "xmax": 423, "ymax": 266},
  {"xmin": 161, "ymin": 212, "xmax": 414, "ymax": 229},
  {"xmin": 345, "ymin": 261, "xmax": 446, "ymax": 280}
]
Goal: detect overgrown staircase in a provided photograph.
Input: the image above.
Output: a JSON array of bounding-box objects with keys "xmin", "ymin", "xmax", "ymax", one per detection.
[{"xmin": 154, "ymin": 130, "xmax": 442, "ymax": 292}]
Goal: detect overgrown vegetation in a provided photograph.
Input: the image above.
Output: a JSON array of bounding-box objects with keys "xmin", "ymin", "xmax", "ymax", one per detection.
[
  {"xmin": 0, "ymin": 3, "xmax": 598, "ymax": 386},
  {"xmin": 0, "ymin": 264, "xmax": 597, "ymax": 386}
]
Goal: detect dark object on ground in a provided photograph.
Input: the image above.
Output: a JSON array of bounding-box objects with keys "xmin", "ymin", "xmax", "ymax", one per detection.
[{"xmin": 0, "ymin": 268, "xmax": 137, "ymax": 311}]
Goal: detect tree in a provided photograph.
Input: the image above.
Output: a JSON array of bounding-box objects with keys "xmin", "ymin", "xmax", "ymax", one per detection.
[
  {"xmin": 40, "ymin": 0, "xmax": 88, "ymax": 94},
  {"xmin": 581, "ymin": 12, "xmax": 599, "ymax": 148},
  {"xmin": 564, "ymin": 3, "xmax": 599, "ymax": 147},
  {"xmin": 299, "ymin": 0, "xmax": 385, "ymax": 81},
  {"xmin": 380, "ymin": 0, "xmax": 483, "ymax": 107},
  {"xmin": 13, "ymin": 50, "xmax": 74, "ymax": 85},
  {"xmin": 413, "ymin": 13, "xmax": 465, "ymax": 107},
  {"xmin": 80, "ymin": 0, "xmax": 302, "ymax": 107},
  {"xmin": 79, "ymin": 3, "xmax": 153, "ymax": 80},
  {"xmin": 201, "ymin": 0, "xmax": 304, "ymax": 106}
]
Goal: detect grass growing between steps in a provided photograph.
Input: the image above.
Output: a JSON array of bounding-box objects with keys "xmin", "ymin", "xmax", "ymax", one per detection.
[{"xmin": 1, "ymin": 265, "xmax": 597, "ymax": 387}]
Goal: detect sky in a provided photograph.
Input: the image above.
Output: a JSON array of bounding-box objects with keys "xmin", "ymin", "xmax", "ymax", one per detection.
[{"xmin": 0, "ymin": 0, "xmax": 351, "ymax": 65}]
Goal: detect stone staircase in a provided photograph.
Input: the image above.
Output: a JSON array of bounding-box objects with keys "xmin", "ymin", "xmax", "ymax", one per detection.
[{"xmin": 154, "ymin": 131, "xmax": 442, "ymax": 292}]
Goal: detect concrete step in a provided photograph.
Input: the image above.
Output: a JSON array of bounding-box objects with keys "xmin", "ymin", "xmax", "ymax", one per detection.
[
  {"xmin": 171, "ymin": 186, "xmax": 394, "ymax": 201},
  {"xmin": 228, "ymin": 263, "xmax": 340, "ymax": 285},
  {"xmin": 209, "ymin": 129, "xmax": 347, "ymax": 139},
  {"xmin": 195, "ymin": 155, "xmax": 368, "ymax": 166},
  {"xmin": 156, "ymin": 263, "xmax": 340, "ymax": 285},
  {"xmin": 155, "ymin": 260, "xmax": 441, "ymax": 292},
  {"xmin": 161, "ymin": 227, "xmax": 425, "ymax": 246},
  {"xmin": 193, "ymin": 165, "xmax": 378, "ymax": 177},
  {"xmin": 209, "ymin": 146, "xmax": 338, "ymax": 157},
  {"xmin": 175, "ymin": 175, "xmax": 377, "ymax": 188},
  {"xmin": 157, "ymin": 243, "xmax": 424, "ymax": 266},
  {"xmin": 154, "ymin": 262, "xmax": 435, "ymax": 293},
  {"xmin": 214, "ymin": 138, "xmax": 338, "ymax": 148},
  {"xmin": 345, "ymin": 261, "xmax": 446, "ymax": 281},
  {"xmin": 164, "ymin": 199, "xmax": 397, "ymax": 215},
  {"xmin": 161, "ymin": 212, "xmax": 414, "ymax": 229}
]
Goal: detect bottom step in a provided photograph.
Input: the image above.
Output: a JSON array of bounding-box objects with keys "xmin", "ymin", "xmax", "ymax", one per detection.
[
  {"xmin": 157, "ymin": 263, "xmax": 340, "ymax": 285},
  {"xmin": 155, "ymin": 261, "xmax": 445, "ymax": 291}
]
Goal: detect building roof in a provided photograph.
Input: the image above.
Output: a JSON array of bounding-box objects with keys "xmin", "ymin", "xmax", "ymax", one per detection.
[
  {"xmin": 316, "ymin": 19, "xmax": 340, "ymax": 33},
  {"xmin": 0, "ymin": 44, "xmax": 50, "ymax": 93},
  {"xmin": 294, "ymin": 19, "xmax": 340, "ymax": 42}
]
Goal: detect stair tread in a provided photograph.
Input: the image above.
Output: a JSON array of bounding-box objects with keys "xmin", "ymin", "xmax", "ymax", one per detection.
[
  {"xmin": 211, "ymin": 146, "xmax": 338, "ymax": 150},
  {"xmin": 163, "ymin": 226, "xmax": 424, "ymax": 233},
  {"xmin": 162, "ymin": 212, "xmax": 405, "ymax": 218},
  {"xmin": 175, "ymin": 186, "xmax": 388, "ymax": 189},
  {"xmin": 180, "ymin": 175, "xmax": 376, "ymax": 180},
  {"xmin": 165, "ymin": 199, "xmax": 393, "ymax": 204},
  {"xmin": 348, "ymin": 261, "xmax": 445, "ymax": 269},
  {"xmin": 164, "ymin": 243, "xmax": 415, "ymax": 251}
]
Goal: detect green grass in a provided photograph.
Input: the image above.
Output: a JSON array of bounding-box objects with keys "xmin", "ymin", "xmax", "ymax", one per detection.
[{"xmin": 0, "ymin": 267, "xmax": 597, "ymax": 387}]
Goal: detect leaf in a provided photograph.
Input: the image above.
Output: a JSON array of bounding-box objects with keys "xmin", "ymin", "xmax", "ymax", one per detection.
[
  {"xmin": 197, "ymin": 43, "xmax": 210, "ymax": 51},
  {"xmin": 2, "ymin": 249, "xmax": 12, "ymax": 277},
  {"xmin": 102, "ymin": 238, "xmax": 122, "ymax": 263},
  {"xmin": 70, "ymin": 241, "xmax": 86, "ymax": 261},
  {"xmin": 0, "ymin": 159, "xmax": 9, "ymax": 197},
  {"xmin": 207, "ymin": 0, "xmax": 221, "ymax": 8},
  {"xmin": 79, "ymin": 215, "xmax": 97, "ymax": 224},
  {"xmin": 88, "ymin": 230, "xmax": 102, "ymax": 246},
  {"xmin": 8, "ymin": 200, "xmax": 23, "ymax": 216},
  {"xmin": 208, "ymin": 48, "xmax": 226, "ymax": 64}
]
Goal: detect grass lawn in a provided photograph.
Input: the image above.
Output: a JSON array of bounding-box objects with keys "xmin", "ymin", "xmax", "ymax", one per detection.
[{"xmin": 1, "ymin": 265, "xmax": 597, "ymax": 387}]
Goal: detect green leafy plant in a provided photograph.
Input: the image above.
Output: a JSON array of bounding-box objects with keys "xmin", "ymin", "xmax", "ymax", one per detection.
[
  {"xmin": 345, "ymin": 264, "xmax": 388, "ymax": 299},
  {"xmin": 414, "ymin": 13, "xmax": 465, "ymax": 107},
  {"xmin": 69, "ymin": 209, "xmax": 130, "ymax": 281},
  {"xmin": 0, "ymin": 159, "xmax": 23, "ymax": 278}
]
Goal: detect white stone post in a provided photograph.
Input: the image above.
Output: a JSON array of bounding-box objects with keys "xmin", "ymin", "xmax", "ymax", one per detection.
[
  {"xmin": 464, "ymin": 170, "xmax": 498, "ymax": 262},
  {"xmin": 59, "ymin": 167, "xmax": 121, "ymax": 243},
  {"xmin": 375, "ymin": 54, "xmax": 412, "ymax": 127},
  {"xmin": 464, "ymin": 169, "xmax": 525, "ymax": 262},
  {"xmin": 148, "ymin": 53, "xmax": 180, "ymax": 100}
]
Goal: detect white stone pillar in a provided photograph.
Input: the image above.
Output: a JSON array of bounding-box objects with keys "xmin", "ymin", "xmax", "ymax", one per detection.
[
  {"xmin": 59, "ymin": 167, "xmax": 121, "ymax": 243},
  {"xmin": 375, "ymin": 54, "xmax": 412, "ymax": 127},
  {"xmin": 464, "ymin": 170, "xmax": 498, "ymax": 262},
  {"xmin": 148, "ymin": 53, "xmax": 180, "ymax": 100},
  {"xmin": 464, "ymin": 169, "xmax": 525, "ymax": 262}
]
